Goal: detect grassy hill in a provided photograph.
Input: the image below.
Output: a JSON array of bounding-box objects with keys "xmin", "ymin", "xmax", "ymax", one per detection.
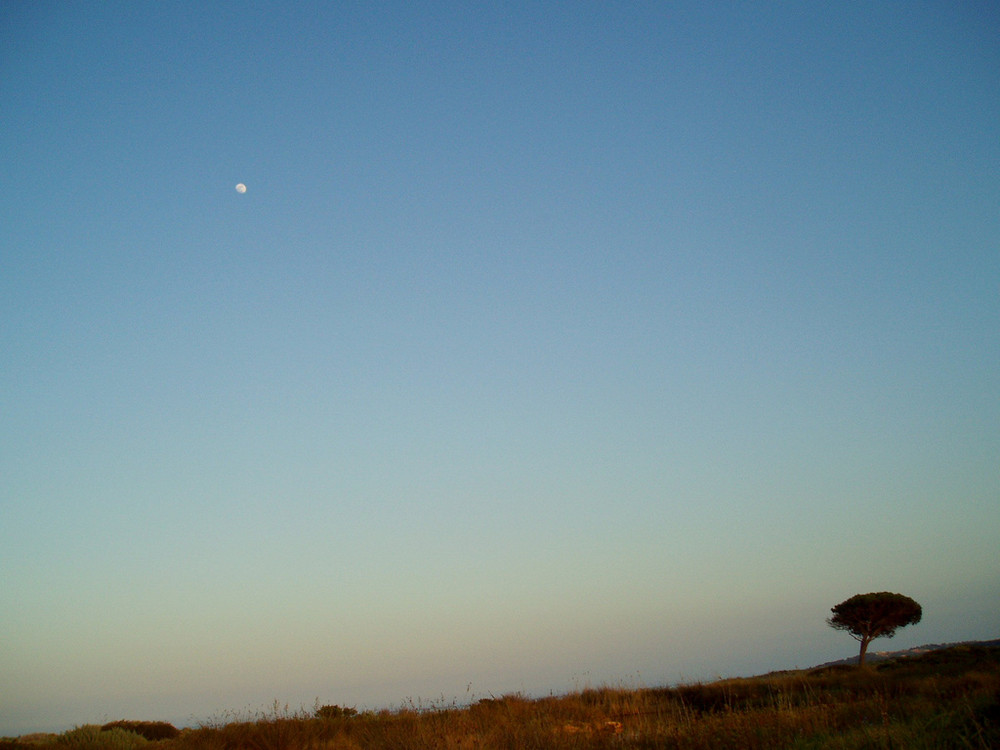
[
  {"xmin": 811, "ymin": 638, "xmax": 1000, "ymax": 668},
  {"xmin": 5, "ymin": 643, "xmax": 998, "ymax": 749}
]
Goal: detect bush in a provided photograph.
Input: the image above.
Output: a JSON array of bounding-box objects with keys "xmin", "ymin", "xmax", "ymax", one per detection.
[
  {"xmin": 314, "ymin": 705, "xmax": 357, "ymax": 720},
  {"xmin": 100, "ymin": 724, "xmax": 178, "ymax": 742}
]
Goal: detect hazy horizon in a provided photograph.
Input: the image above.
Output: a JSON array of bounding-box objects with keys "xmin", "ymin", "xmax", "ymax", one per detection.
[{"xmin": 2, "ymin": 1, "xmax": 998, "ymax": 737}]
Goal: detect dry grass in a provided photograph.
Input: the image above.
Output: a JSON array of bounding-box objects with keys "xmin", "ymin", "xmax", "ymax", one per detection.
[{"xmin": 4, "ymin": 645, "xmax": 998, "ymax": 749}]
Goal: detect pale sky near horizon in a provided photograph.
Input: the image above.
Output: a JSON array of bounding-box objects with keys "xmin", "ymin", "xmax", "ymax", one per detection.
[{"xmin": 2, "ymin": 0, "xmax": 998, "ymax": 736}]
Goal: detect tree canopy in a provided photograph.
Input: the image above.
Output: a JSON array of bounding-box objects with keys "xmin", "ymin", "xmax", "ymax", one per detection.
[{"xmin": 827, "ymin": 592, "xmax": 922, "ymax": 665}]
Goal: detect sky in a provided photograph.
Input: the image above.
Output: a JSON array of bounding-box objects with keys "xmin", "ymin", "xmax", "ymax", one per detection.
[{"xmin": 1, "ymin": 0, "xmax": 998, "ymax": 736}]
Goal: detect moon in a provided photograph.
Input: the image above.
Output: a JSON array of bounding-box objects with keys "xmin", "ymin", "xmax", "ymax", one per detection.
[{"xmin": 235, "ymin": 183, "xmax": 247, "ymax": 194}]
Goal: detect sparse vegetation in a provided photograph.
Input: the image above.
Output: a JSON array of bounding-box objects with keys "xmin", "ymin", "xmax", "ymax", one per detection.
[{"xmin": 3, "ymin": 645, "xmax": 997, "ymax": 749}]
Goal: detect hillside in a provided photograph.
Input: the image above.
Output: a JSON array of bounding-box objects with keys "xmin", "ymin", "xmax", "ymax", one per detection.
[
  {"xmin": 5, "ymin": 642, "xmax": 998, "ymax": 749},
  {"xmin": 812, "ymin": 638, "xmax": 1000, "ymax": 668}
]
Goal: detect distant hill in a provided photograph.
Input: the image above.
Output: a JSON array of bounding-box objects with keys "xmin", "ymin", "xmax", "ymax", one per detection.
[{"xmin": 813, "ymin": 638, "xmax": 1000, "ymax": 668}]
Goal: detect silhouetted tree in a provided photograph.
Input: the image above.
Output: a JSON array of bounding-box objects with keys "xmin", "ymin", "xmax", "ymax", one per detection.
[{"xmin": 827, "ymin": 592, "xmax": 922, "ymax": 665}]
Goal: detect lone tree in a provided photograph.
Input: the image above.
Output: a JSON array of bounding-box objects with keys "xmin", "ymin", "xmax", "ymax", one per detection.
[{"xmin": 827, "ymin": 592, "xmax": 922, "ymax": 665}]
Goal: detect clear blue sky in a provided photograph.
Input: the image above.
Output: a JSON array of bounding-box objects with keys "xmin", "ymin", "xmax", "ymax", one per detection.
[{"xmin": 2, "ymin": 0, "xmax": 998, "ymax": 735}]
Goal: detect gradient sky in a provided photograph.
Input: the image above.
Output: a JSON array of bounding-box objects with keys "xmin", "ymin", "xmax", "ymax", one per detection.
[{"xmin": 2, "ymin": 0, "xmax": 998, "ymax": 736}]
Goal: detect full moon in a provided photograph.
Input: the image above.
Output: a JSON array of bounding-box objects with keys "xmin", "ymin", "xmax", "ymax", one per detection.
[{"xmin": 235, "ymin": 183, "xmax": 247, "ymax": 193}]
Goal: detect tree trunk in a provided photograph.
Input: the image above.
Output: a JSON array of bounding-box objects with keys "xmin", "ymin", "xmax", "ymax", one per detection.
[{"xmin": 858, "ymin": 637, "xmax": 872, "ymax": 666}]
